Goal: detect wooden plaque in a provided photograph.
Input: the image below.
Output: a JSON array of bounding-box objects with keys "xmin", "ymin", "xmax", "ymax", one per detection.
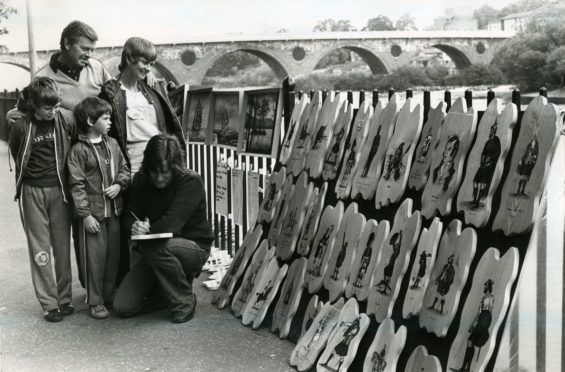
[
  {"xmin": 317, "ymin": 298, "xmax": 370, "ymax": 372},
  {"xmin": 291, "ymin": 298, "xmax": 345, "ymax": 372},
  {"xmin": 271, "ymin": 257, "xmax": 308, "ymax": 339},
  {"xmin": 351, "ymin": 94, "xmax": 400, "ymax": 200},
  {"xmin": 408, "ymin": 102, "xmax": 446, "ymax": 191},
  {"xmin": 345, "ymin": 219, "xmax": 390, "ymax": 301},
  {"xmin": 375, "ymin": 97, "xmax": 423, "ymax": 208},
  {"xmin": 296, "ymin": 182, "xmax": 328, "ymax": 256},
  {"xmin": 323, "ymin": 202, "xmax": 366, "ymax": 302},
  {"xmin": 216, "ymin": 224, "xmax": 263, "ymax": 309},
  {"xmin": 231, "ymin": 240, "xmax": 274, "ymax": 317},
  {"xmin": 306, "ymin": 93, "xmax": 346, "ymax": 178},
  {"xmin": 300, "ymin": 294, "xmax": 324, "ymax": 339},
  {"xmin": 447, "ymin": 247, "xmax": 519, "ymax": 372},
  {"xmin": 362, "ymin": 317, "xmax": 407, "ymax": 372},
  {"xmin": 322, "ymin": 101, "xmax": 354, "ymax": 180},
  {"xmin": 457, "ymin": 99, "xmax": 518, "ymax": 228},
  {"xmin": 402, "ymin": 217, "xmax": 443, "ymax": 319},
  {"xmin": 335, "ymin": 99, "xmax": 374, "ymax": 199},
  {"xmin": 279, "ymin": 94, "xmax": 309, "ymax": 165},
  {"xmin": 241, "ymin": 257, "xmax": 288, "ymax": 329},
  {"xmin": 257, "ymin": 166, "xmax": 287, "ymax": 224},
  {"xmin": 420, "ymin": 219, "xmax": 477, "ymax": 337},
  {"xmin": 492, "ymin": 96, "xmax": 560, "ymax": 235},
  {"xmin": 275, "ymin": 171, "xmax": 314, "ymax": 261},
  {"xmin": 405, "ymin": 345, "xmax": 442, "ymax": 372},
  {"xmin": 287, "ymin": 91, "xmax": 322, "ymax": 176},
  {"xmin": 421, "ymin": 97, "xmax": 477, "ymax": 219},
  {"xmin": 367, "ymin": 199, "xmax": 422, "ymax": 322},
  {"xmin": 305, "ymin": 201, "xmax": 344, "ymax": 294},
  {"xmin": 267, "ymin": 174, "xmax": 294, "ymax": 247}
]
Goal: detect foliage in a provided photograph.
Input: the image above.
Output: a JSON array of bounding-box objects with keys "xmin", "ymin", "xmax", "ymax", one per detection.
[
  {"xmin": 315, "ymin": 48, "xmax": 352, "ymax": 69},
  {"xmin": 493, "ymin": 23, "xmax": 565, "ymax": 90},
  {"xmin": 0, "ymin": 1, "xmax": 16, "ymax": 51},
  {"xmin": 395, "ymin": 13, "xmax": 418, "ymax": 31},
  {"xmin": 473, "ymin": 5, "xmax": 500, "ymax": 30},
  {"xmin": 313, "ymin": 19, "xmax": 357, "ymax": 32},
  {"xmin": 499, "ymin": 0, "xmax": 547, "ymax": 18},
  {"xmin": 445, "ymin": 64, "xmax": 505, "ymax": 86},
  {"xmin": 206, "ymin": 51, "xmax": 262, "ymax": 77},
  {"xmin": 363, "ymin": 15, "xmax": 395, "ymax": 31}
]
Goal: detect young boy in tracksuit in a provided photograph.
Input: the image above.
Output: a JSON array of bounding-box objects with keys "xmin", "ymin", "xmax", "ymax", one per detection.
[
  {"xmin": 8, "ymin": 76, "xmax": 76, "ymax": 322},
  {"xmin": 68, "ymin": 97, "xmax": 130, "ymax": 319}
]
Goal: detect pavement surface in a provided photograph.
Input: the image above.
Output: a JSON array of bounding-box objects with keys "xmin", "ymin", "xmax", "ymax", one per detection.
[{"xmin": 0, "ymin": 141, "xmax": 296, "ymax": 372}]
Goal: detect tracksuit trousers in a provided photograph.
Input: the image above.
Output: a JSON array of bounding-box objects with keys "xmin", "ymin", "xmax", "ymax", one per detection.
[{"xmin": 18, "ymin": 184, "xmax": 72, "ymax": 312}]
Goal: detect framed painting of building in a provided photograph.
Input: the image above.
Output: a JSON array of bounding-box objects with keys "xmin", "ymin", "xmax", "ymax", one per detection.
[
  {"xmin": 208, "ymin": 90, "xmax": 243, "ymax": 148},
  {"xmin": 238, "ymin": 87, "xmax": 283, "ymax": 157},
  {"xmin": 184, "ymin": 87, "xmax": 213, "ymax": 143},
  {"xmin": 167, "ymin": 83, "xmax": 189, "ymax": 127}
]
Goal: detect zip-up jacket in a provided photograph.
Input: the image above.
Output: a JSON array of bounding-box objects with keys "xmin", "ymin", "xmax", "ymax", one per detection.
[
  {"xmin": 67, "ymin": 133, "xmax": 130, "ymax": 220},
  {"xmin": 8, "ymin": 109, "xmax": 76, "ymax": 202},
  {"xmin": 99, "ymin": 78, "xmax": 186, "ymax": 168}
]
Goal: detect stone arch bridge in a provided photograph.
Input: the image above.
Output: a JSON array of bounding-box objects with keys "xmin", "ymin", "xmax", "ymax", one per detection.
[{"xmin": 0, "ymin": 30, "xmax": 514, "ymax": 85}]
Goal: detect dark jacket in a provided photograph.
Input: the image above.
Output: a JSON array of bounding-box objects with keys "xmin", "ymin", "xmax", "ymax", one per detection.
[
  {"xmin": 98, "ymin": 78, "xmax": 186, "ymax": 168},
  {"xmin": 8, "ymin": 109, "xmax": 76, "ymax": 201},
  {"xmin": 126, "ymin": 170, "xmax": 214, "ymax": 251},
  {"xmin": 67, "ymin": 134, "xmax": 130, "ymax": 220}
]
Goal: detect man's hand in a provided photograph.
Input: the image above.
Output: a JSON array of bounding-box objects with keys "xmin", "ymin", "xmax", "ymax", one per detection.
[
  {"xmin": 103, "ymin": 184, "xmax": 121, "ymax": 199},
  {"xmin": 84, "ymin": 215, "xmax": 100, "ymax": 234},
  {"xmin": 6, "ymin": 108, "xmax": 24, "ymax": 126},
  {"xmin": 131, "ymin": 219, "xmax": 150, "ymax": 235}
]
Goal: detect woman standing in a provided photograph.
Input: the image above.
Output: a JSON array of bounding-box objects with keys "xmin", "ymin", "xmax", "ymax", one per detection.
[{"xmin": 99, "ymin": 37, "xmax": 185, "ymax": 176}]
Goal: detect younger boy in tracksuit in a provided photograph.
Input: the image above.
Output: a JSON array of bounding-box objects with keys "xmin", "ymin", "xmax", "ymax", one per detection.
[
  {"xmin": 8, "ymin": 76, "xmax": 76, "ymax": 322},
  {"xmin": 68, "ymin": 97, "xmax": 129, "ymax": 319}
]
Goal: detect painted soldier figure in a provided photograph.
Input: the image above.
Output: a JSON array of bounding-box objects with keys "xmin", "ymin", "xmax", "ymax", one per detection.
[
  {"xmin": 429, "ymin": 254, "xmax": 455, "ymax": 314},
  {"xmin": 361, "ymin": 126, "xmax": 381, "ymax": 177},
  {"xmin": 410, "ymin": 250, "xmax": 432, "ymax": 289},
  {"xmin": 515, "ymin": 135, "xmax": 538, "ymax": 196},
  {"xmin": 376, "ymin": 232, "xmax": 402, "ymax": 295},
  {"xmin": 320, "ymin": 317, "xmax": 361, "ymax": 370},
  {"xmin": 472, "ymin": 121, "xmax": 501, "ymax": 208},
  {"xmin": 354, "ymin": 232, "xmax": 375, "ymax": 288}
]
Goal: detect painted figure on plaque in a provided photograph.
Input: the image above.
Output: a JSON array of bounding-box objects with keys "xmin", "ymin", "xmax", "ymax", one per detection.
[
  {"xmin": 319, "ymin": 318, "xmax": 361, "ymax": 371},
  {"xmin": 433, "ymin": 134, "xmax": 460, "ymax": 191},
  {"xmin": 515, "ymin": 135, "xmax": 538, "ymax": 196},
  {"xmin": 339, "ymin": 140, "xmax": 357, "ymax": 188},
  {"xmin": 303, "ymin": 313, "xmax": 331, "ymax": 354},
  {"xmin": 284, "ymin": 120, "xmax": 297, "ymax": 149},
  {"xmin": 252, "ymin": 280, "xmax": 274, "ymax": 310},
  {"xmin": 296, "ymin": 123, "xmax": 309, "ymax": 149},
  {"xmin": 451, "ymin": 279, "xmax": 495, "ymax": 372},
  {"xmin": 428, "ymin": 255, "xmax": 455, "ymax": 315},
  {"xmin": 220, "ymin": 252, "xmax": 245, "ymax": 290},
  {"xmin": 353, "ymin": 232, "xmax": 375, "ymax": 288},
  {"xmin": 330, "ymin": 236, "xmax": 348, "ymax": 280},
  {"xmin": 263, "ymin": 183, "xmax": 277, "ymax": 212},
  {"xmin": 272, "ymin": 198, "xmax": 287, "ymax": 230},
  {"xmin": 361, "ymin": 127, "xmax": 382, "ymax": 178},
  {"xmin": 283, "ymin": 280, "xmax": 294, "ymax": 305},
  {"xmin": 471, "ymin": 121, "xmax": 501, "ymax": 208},
  {"xmin": 312, "ymin": 125, "xmax": 327, "ymax": 150},
  {"xmin": 410, "ymin": 251, "xmax": 432, "ymax": 289},
  {"xmin": 241, "ymin": 267, "xmax": 259, "ymax": 303},
  {"xmin": 283, "ymin": 210, "xmax": 298, "ymax": 235},
  {"xmin": 375, "ymin": 232, "xmax": 402, "ymax": 295},
  {"xmin": 417, "ymin": 129, "xmax": 433, "ymax": 163},
  {"xmin": 326, "ymin": 127, "xmax": 346, "ymax": 166},
  {"xmin": 371, "ymin": 345, "xmax": 387, "ymax": 372},
  {"xmin": 383, "ymin": 142, "xmax": 409, "ymax": 182},
  {"xmin": 309, "ymin": 225, "xmax": 335, "ymax": 277}
]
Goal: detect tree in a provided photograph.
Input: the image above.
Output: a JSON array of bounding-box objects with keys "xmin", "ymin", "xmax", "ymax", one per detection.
[
  {"xmin": 395, "ymin": 13, "xmax": 418, "ymax": 31},
  {"xmin": 0, "ymin": 1, "xmax": 17, "ymax": 52},
  {"xmin": 363, "ymin": 15, "xmax": 395, "ymax": 31},
  {"xmin": 473, "ymin": 5, "xmax": 500, "ymax": 30},
  {"xmin": 313, "ymin": 19, "xmax": 357, "ymax": 32}
]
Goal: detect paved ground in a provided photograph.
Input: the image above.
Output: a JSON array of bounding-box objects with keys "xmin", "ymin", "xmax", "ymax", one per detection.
[{"xmin": 0, "ymin": 141, "xmax": 296, "ymax": 372}]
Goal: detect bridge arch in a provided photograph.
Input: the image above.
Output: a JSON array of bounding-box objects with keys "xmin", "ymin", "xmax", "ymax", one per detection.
[
  {"xmin": 430, "ymin": 44, "xmax": 472, "ymax": 69},
  {"xmin": 0, "ymin": 61, "xmax": 30, "ymax": 72},
  {"xmin": 313, "ymin": 45, "xmax": 389, "ymax": 75},
  {"xmin": 196, "ymin": 47, "xmax": 290, "ymax": 85}
]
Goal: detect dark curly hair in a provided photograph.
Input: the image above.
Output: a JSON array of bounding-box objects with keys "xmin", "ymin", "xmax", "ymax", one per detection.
[{"xmin": 141, "ymin": 134, "xmax": 186, "ymax": 177}]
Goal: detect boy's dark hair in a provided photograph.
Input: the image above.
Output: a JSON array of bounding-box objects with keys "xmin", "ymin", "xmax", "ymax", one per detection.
[
  {"xmin": 23, "ymin": 77, "xmax": 62, "ymax": 114},
  {"xmin": 74, "ymin": 97, "xmax": 112, "ymax": 134},
  {"xmin": 141, "ymin": 134, "xmax": 186, "ymax": 176},
  {"xmin": 60, "ymin": 21, "xmax": 98, "ymax": 50},
  {"xmin": 118, "ymin": 37, "xmax": 157, "ymax": 73}
]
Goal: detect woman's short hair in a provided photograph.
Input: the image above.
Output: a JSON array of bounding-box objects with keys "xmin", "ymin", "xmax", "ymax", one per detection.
[
  {"xmin": 141, "ymin": 134, "xmax": 186, "ymax": 176},
  {"xmin": 60, "ymin": 21, "xmax": 98, "ymax": 50},
  {"xmin": 22, "ymin": 77, "xmax": 62, "ymax": 114},
  {"xmin": 74, "ymin": 97, "xmax": 112, "ymax": 134},
  {"xmin": 118, "ymin": 37, "xmax": 157, "ymax": 72}
]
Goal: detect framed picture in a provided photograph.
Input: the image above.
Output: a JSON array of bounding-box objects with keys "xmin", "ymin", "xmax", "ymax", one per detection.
[
  {"xmin": 208, "ymin": 90, "xmax": 243, "ymax": 148},
  {"xmin": 238, "ymin": 87, "xmax": 283, "ymax": 157},
  {"xmin": 167, "ymin": 83, "xmax": 189, "ymax": 124},
  {"xmin": 184, "ymin": 87, "xmax": 213, "ymax": 143}
]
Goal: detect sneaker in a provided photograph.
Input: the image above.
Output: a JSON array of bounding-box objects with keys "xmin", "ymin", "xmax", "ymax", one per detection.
[
  {"xmin": 59, "ymin": 302, "xmax": 74, "ymax": 316},
  {"xmin": 44, "ymin": 309, "xmax": 63, "ymax": 323},
  {"xmin": 171, "ymin": 295, "xmax": 197, "ymax": 324},
  {"xmin": 90, "ymin": 304, "xmax": 110, "ymax": 319}
]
